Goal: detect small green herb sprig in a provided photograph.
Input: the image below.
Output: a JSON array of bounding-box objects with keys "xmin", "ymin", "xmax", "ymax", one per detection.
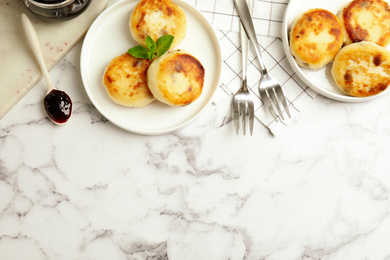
[{"xmin": 128, "ymin": 35, "xmax": 174, "ymax": 60}]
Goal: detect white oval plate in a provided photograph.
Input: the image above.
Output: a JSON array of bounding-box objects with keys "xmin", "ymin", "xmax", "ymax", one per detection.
[
  {"xmin": 81, "ymin": 0, "xmax": 222, "ymax": 135},
  {"xmin": 282, "ymin": 0, "xmax": 390, "ymax": 102}
]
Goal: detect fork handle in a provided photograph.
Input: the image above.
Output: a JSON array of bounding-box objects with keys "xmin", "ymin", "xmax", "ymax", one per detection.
[
  {"xmin": 240, "ymin": 22, "xmax": 249, "ymax": 86},
  {"xmin": 233, "ymin": 0, "xmax": 267, "ymax": 75}
]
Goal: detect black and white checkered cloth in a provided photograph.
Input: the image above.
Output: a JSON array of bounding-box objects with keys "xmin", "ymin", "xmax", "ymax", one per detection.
[{"xmin": 190, "ymin": 0, "xmax": 317, "ymax": 135}]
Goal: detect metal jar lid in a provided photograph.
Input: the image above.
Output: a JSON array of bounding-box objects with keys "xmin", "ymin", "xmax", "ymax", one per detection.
[
  {"xmin": 26, "ymin": 0, "xmax": 75, "ymax": 9},
  {"xmin": 23, "ymin": 0, "xmax": 92, "ymax": 21}
]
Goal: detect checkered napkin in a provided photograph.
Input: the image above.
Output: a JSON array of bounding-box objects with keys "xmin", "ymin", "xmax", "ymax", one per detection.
[{"xmin": 191, "ymin": 0, "xmax": 318, "ymax": 135}]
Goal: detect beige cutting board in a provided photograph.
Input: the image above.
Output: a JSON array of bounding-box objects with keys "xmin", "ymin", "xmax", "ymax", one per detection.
[{"xmin": 0, "ymin": 0, "xmax": 109, "ymax": 119}]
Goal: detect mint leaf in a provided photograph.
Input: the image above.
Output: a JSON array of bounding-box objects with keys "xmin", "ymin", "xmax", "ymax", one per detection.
[
  {"xmin": 156, "ymin": 35, "xmax": 174, "ymax": 57},
  {"xmin": 127, "ymin": 45, "xmax": 152, "ymax": 59},
  {"xmin": 127, "ymin": 35, "xmax": 174, "ymax": 60},
  {"xmin": 147, "ymin": 51, "xmax": 155, "ymax": 60},
  {"xmin": 145, "ymin": 36, "xmax": 156, "ymax": 52}
]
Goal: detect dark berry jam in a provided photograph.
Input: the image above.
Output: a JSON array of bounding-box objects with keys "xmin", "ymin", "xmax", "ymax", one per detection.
[{"xmin": 44, "ymin": 89, "xmax": 72, "ymax": 124}]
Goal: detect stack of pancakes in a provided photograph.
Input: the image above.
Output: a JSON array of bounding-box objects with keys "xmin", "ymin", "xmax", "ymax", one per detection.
[
  {"xmin": 289, "ymin": 0, "xmax": 390, "ymax": 97},
  {"xmin": 103, "ymin": 0, "xmax": 205, "ymax": 107}
]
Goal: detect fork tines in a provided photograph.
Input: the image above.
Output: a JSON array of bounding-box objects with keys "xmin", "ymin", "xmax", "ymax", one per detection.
[
  {"xmin": 260, "ymin": 80, "xmax": 291, "ymax": 122},
  {"xmin": 233, "ymin": 98, "xmax": 254, "ymax": 135}
]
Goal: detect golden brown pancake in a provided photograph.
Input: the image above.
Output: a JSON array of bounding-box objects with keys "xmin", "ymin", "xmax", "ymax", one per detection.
[
  {"xmin": 339, "ymin": 0, "xmax": 390, "ymax": 47},
  {"xmin": 331, "ymin": 41, "xmax": 390, "ymax": 97},
  {"xmin": 130, "ymin": 0, "xmax": 187, "ymax": 50},
  {"xmin": 103, "ymin": 52, "xmax": 155, "ymax": 107},
  {"xmin": 289, "ymin": 8, "xmax": 344, "ymax": 69},
  {"xmin": 147, "ymin": 49, "xmax": 205, "ymax": 106}
]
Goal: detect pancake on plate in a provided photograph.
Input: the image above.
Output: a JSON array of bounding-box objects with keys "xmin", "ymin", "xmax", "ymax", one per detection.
[
  {"xmin": 130, "ymin": 0, "xmax": 187, "ymax": 50},
  {"xmin": 339, "ymin": 0, "xmax": 390, "ymax": 47},
  {"xmin": 103, "ymin": 52, "xmax": 155, "ymax": 107},
  {"xmin": 289, "ymin": 8, "xmax": 344, "ymax": 70},
  {"xmin": 147, "ymin": 49, "xmax": 205, "ymax": 106},
  {"xmin": 331, "ymin": 41, "xmax": 390, "ymax": 97}
]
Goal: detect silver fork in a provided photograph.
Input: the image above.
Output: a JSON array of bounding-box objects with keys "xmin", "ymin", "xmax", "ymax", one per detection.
[
  {"xmin": 233, "ymin": 0, "xmax": 291, "ymax": 121},
  {"xmin": 232, "ymin": 22, "xmax": 254, "ymax": 135}
]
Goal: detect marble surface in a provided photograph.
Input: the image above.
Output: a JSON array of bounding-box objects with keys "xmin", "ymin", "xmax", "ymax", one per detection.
[{"xmin": 2, "ymin": 0, "xmax": 390, "ymax": 259}]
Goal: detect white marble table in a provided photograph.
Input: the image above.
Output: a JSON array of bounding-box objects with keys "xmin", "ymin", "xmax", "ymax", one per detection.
[{"xmin": 2, "ymin": 0, "xmax": 390, "ymax": 259}]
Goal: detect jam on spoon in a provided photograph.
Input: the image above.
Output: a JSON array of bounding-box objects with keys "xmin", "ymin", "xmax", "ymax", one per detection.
[
  {"xmin": 21, "ymin": 13, "xmax": 72, "ymax": 125},
  {"xmin": 44, "ymin": 89, "xmax": 72, "ymax": 124}
]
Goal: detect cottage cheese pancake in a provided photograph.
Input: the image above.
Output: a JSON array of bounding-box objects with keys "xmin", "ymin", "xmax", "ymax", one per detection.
[
  {"xmin": 331, "ymin": 41, "xmax": 390, "ymax": 97},
  {"xmin": 147, "ymin": 49, "xmax": 205, "ymax": 106},
  {"xmin": 130, "ymin": 0, "xmax": 187, "ymax": 50},
  {"xmin": 103, "ymin": 53, "xmax": 155, "ymax": 107},
  {"xmin": 289, "ymin": 8, "xmax": 344, "ymax": 69},
  {"xmin": 339, "ymin": 0, "xmax": 390, "ymax": 47}
]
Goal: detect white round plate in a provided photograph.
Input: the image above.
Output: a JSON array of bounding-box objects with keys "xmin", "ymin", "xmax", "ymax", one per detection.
[
  {"xmin": 81, "ymin": 0, "xmax": 222, "ymax": 135},
  {"xmin": 282, "ymin": 0, "xmax": 390, "ymax": 102}
]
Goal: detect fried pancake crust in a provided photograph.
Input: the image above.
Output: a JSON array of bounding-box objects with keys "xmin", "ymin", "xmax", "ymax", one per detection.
[
  {"xmin": 147, "ymin": 50, "xmax": 205, "ymax": 106},
  {"xmin": 290, "ymin": 8, "xmax": 344, "ymax": 70},
  {"xmin": 103, "ymin": 53, "xmax": 155, "ymax": 107},
  {"xmin": 130, "ymin": 0, "xmax": 187, "ymax": 50},
  {"xmin": 331, "ymin": 41, "xmax": 390, "ymax": 97},
  {"xmin": 340, "ymin": 0, "xmax": 390, "ymax": 47}
]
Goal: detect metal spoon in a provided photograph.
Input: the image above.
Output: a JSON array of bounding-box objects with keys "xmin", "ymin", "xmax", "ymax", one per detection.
[{"xmin": 21, "ymin": 13, "xmax": 72, "ymax": 125}]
